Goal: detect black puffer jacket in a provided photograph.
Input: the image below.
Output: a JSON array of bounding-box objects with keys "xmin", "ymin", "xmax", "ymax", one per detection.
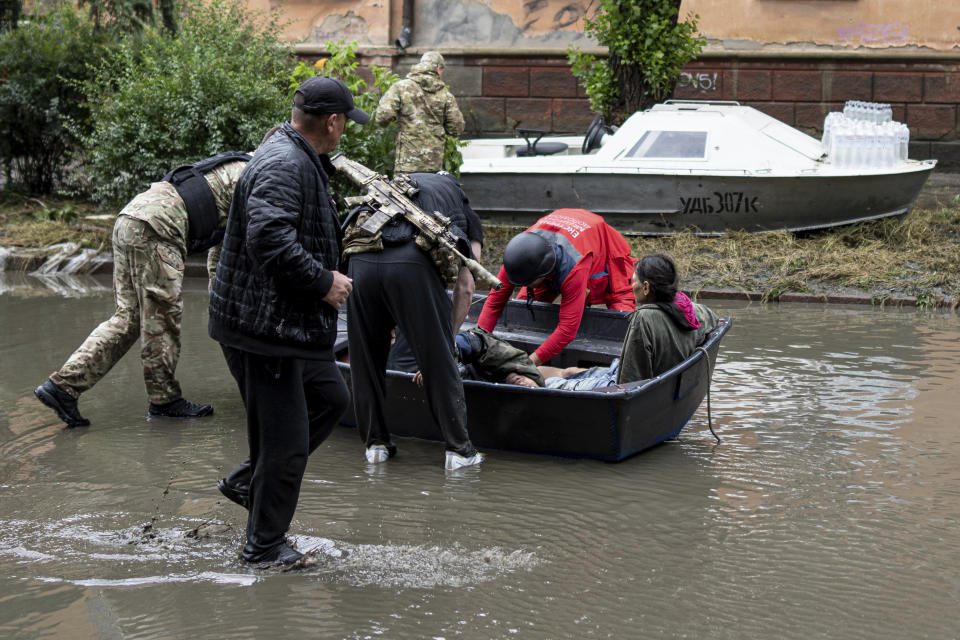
[{"xmin": 209, "ymin": 123, "xmax": 341, "ymax": 355}]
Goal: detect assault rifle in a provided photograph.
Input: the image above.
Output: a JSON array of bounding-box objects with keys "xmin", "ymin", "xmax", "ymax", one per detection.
[{"xmin": 331, "ymin": 153, "xmax": 502, "ymax": 291}]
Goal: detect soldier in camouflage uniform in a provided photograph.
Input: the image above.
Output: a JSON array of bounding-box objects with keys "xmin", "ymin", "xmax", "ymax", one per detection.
[
  {"xmin": 375, "ymin": 51, "xmax": 465, "ymax": 174},
  {"xmin": 34, "ymin": 156, "xmax": 249, "ymax": 428}
]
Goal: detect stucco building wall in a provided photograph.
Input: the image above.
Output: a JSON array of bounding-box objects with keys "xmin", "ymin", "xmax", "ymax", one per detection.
[
  {"xmin": 683, "ymin": 0, "xmax": 958, "ymax": 52},
  {"xmin": 270, "ymin": 0, "xmax": 959, "ymax": 52}
]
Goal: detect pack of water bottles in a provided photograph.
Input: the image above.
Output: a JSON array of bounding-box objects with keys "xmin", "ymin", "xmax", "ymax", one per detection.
[{"xmin": 822, "ymin": 101, "xmax": 910, "ymax": 168}]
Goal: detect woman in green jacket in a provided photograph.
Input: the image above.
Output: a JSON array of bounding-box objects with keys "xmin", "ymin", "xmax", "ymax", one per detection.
[{"xmin": 544, "ymin": 253, "xmax": 718, "ymax": 390}]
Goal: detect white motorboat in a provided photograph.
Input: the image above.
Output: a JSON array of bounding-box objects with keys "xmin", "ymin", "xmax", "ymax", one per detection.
[{"xmin": 458, "ymin": 100, "xmax": 936, "ymax": 235}]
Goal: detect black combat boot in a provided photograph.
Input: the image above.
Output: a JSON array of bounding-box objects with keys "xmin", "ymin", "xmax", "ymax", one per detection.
[
  {"xmin": 34, "ymin": 380, "xmax": 90, "ymax": 428},
  {"xmin": 242, "ymin": 541, "xmax": 304, "ymax": 567},
  {"xmin": 217, "ymin": 478, "xmax": 250, "ymax": 509},
  {"xmin": 217, "ymin": 459, "xmax": 251, "ymax": 508},
  {"xmin": 147, "ymin": 398, "xmax": 214, "ymax": 418}
]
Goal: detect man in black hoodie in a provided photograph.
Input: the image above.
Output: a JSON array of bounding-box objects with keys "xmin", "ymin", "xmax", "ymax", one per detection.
[
  {"xmin": 208, "ymin": 76, "xmax": 367, "ymax": 566},
  {"xmin": 342, "ymin": 171, "xmax": 485, "ymax": 470}
]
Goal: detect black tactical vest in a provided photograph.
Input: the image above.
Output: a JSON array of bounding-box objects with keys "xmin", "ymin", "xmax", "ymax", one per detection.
[{"xmin": 162, "ymin": 151, "xmax": 251, "ymax": 254}]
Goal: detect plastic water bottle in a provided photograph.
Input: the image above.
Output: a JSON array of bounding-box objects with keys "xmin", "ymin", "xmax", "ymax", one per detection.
[
  {"xmin": 830, "ymin": 126, "xmax": 843, "ymax": 165},
  {"xmin": 878, "ymin": 125, "xmax": 894, "ymax": 167},
  {"xmin": 824, "ymin": 107, "xmax": 909, "ymax": 167},
  {"xmin": 881, "ymin": 104, "xmax": 893, "ymax": 124},
  {"xmin": 821, "ymin": 112, "xmax": 841, "ymax": 152},
  {"xmin": 897, "ymin": 122, "xmax": 910, "ymax": 161},
  {"xmin": 851, "ymin": 124, "xmax": 865, "ymax": 168},
  {"xmin": 836, "ymin": 129, "xmax": 850, "ymax": 167}
]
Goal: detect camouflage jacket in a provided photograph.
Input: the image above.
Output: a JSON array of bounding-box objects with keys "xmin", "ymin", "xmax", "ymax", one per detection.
[
  {"xmin": 342, "ymin": 208, "xmax": 463, "ymax": 288},
  {"xmin": 468, "ymin": 327, "xmax": 544, "ymax": 386},
  {"xmin": 375, "ymin": 63, "xmax": 465, "ymax": 174},
  {"xmin": 119, "ymin": 160, "xmax": 247, "ymax": 263},
  {"xmin": 342, "ymin": 172, "xmax": 473, "ymax": 288}
]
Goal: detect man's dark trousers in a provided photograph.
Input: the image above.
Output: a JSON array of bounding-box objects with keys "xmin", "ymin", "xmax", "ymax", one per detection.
[
  {"xmin": 346, "ymin": 241, "xmax": 475, "ymax": 457},
  {"xmin": 220, "ymin": 345, "xmax": 349, "ymax": 560}
]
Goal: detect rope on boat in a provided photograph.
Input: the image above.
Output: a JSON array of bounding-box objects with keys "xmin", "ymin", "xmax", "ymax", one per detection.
[
  {"xmin": 524, "ymin": 290, "xmax": 536, "ymax": 321},
  {"xmin": 696, "ymin": 345, "xmax": 720, "ymax": 443}
]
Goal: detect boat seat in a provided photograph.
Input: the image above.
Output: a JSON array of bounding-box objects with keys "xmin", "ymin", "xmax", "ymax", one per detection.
[{"xmin": 515, "ymin": 128, "xmax": 569, "ymax": 157}]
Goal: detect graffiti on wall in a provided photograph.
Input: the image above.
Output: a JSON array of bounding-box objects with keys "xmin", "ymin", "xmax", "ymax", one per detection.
[
  {"xmin": 836, "ymin": 22, "xmax": 910, "ymax": 45},
  {"xmin": 417, "ymin": 0, "xmax": 596, "ymax": 47},
  {"xmin": 310, "ymin": 11, "xmax": 371, "ymax": 44},
  {"xmin": 520, "ymin": 0, "xmax": 599, "ymax": 34},
  {"xmin": 678, "ymin": 72, "xmax": 719, "ymax": 92}
]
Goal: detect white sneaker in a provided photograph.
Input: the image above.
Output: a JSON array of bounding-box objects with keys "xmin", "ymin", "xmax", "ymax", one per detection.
[
  {"xmin": 444, "ymin": 451, "xmax": 485, "ymax": 470},
  {"xmin": 365, "ymin": 445, "xmax": 390, "ymax": 464}
]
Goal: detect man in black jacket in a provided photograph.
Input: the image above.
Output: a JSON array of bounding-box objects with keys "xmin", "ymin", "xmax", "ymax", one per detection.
[{"xmin": 209, "ymin": 76, "xmax": 366, "ymax": 566}]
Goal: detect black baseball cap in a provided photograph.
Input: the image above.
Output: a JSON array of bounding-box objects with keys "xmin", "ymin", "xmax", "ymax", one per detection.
[{"xmin": 294, "ymin": 76, "xmax": 370, "ymax": 125}]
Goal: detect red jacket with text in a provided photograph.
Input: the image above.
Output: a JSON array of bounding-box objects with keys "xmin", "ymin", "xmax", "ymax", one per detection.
[{"xmin": 477, "ymin": 208, "xmax": 636, "ymax": 364}]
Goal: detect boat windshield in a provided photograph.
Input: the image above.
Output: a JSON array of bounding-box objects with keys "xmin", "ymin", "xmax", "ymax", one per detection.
[{"xmin": 624, "ymin": 131, "xmax": 707, "ymax": 159}]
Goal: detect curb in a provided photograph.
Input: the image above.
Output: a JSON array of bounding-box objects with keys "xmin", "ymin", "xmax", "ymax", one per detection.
[
  {"xmin": 0, "ymin": 255, "xmax": 209, "ymax": 279},
  {"xmin": 691, "ymin": 288, "xmax": 958, "ymax": 310},
  {"xmin": 2, "ymin": 251, "xmax": 956, "ymax": 310}
]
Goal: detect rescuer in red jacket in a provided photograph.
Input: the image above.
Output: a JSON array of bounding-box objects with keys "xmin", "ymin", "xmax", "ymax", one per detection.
[{"xmin": 477, "ymin": 208, "xmax": 637, "ymax": 365}]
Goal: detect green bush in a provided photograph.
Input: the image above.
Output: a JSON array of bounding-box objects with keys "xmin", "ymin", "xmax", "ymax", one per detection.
[
  {"xmin": 78, "ymin": 0, "xmax": 293, "ymax": 206},
  {"xmin": 0, "ymin": 0, "xmax": 21, "ymax": 32},
  {"xmin": 32, "ymin": 203, "xmax": 79, "ymax": 223},
  {"xmin": 568, "ymin": 0, "xmax": 704, "ymax": 123},
  {"xmin": 0, "ymin": 5, "xmax": 110, "ymax": 194}
]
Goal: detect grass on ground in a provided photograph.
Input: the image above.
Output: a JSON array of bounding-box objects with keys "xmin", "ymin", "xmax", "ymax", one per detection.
[
  {"xmin": 0, "ymin": 191, "xmax": 110, "ymax": 251},
  {"xmin": 2, "ymin": 190, "xmax": 959, "ymax": 305}
]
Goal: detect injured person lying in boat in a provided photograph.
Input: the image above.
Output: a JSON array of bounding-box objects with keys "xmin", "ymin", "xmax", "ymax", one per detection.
[
  {"xmin": 456, "ymin": 253, "xmax": 719, "ymax": 391},
  {"xmin": 336, "ymin": 254, "xmax": 731, "ymax": 461},
  {"xmin": 403, "ymin": 252, "xmax": 719, "ymax": 391},
  {"xmin": 406, "ymin": 327, "xmax": 579, "ymax": 388}
]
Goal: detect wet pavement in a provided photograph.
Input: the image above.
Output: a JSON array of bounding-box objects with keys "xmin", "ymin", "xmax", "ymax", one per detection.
[{"xmin": 1, "ymin": 275, "xmax": 959, "ymax": 638}]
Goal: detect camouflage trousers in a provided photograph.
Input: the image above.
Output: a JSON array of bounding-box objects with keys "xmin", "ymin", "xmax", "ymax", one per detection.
[{"xmin": 50, "ymin": 215, "xmax": 185, "ymax": 404}]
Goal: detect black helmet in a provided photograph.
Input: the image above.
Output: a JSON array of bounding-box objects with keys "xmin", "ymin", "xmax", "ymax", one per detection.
[{"xmin": 503, "ymin": 232, "xmax": 556, "ymax": 286}]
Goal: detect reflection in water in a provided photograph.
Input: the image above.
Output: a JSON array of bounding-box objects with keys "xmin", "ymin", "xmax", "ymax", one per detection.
[
  {"xmin": 0, "ymin": 271, "xmax": 111, "ymax": 297},
  {"xmin": 1, "ymin": 274, "xmax": 958, "ymax": 639}
]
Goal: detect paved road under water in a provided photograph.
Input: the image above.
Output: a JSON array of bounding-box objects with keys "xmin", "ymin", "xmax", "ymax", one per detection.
[{"xmin": 1, "ymin": 273, "xmax": 958, "ymax": 639}]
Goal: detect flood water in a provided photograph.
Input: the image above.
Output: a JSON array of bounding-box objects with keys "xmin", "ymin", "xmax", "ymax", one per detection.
[{"xmin": 1, "ymin": 272, "xmax": 958, "ymax": 639}]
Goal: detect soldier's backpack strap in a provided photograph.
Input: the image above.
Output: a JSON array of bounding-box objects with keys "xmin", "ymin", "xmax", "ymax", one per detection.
[
  {"xmin": 161, "ymin": 151, "xmax": 251, "ymax": 254},
  {"xmin": 409, "ymin": 81, "xmax": 444, "ymax": 123}
]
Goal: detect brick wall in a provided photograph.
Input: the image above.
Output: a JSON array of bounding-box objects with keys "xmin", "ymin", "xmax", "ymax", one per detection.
[
  {"xmin": 673, "ymin": 57, "xmax": 960, "ymax": 167},
  {"xmin": 352, "ymin": 52, "xmax": 960, "ymax": 168},
  {"xmin": 675, "ymin": 59, "xmax": 959, "ymax": 141},
  {"xmin": 367, "ymin": 55, "xmax": 597, "ymax": 137}
]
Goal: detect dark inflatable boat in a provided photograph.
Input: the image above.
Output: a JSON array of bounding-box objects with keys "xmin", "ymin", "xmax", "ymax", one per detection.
[{"xmin": 334, "ymin": 297, "xmax": 731, "ymax": 462}]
